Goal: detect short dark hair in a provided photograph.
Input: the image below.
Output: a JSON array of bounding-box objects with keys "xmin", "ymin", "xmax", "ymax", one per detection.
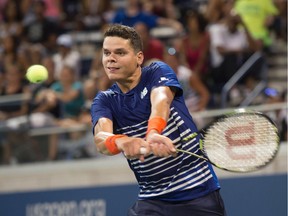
[
  {"xmin": 103, "ymin": 24, "xmax": 143, "ymax": 53},
  {"xmin": 185, "ymin": 10, "xmax": 208, "ymax": 33}
]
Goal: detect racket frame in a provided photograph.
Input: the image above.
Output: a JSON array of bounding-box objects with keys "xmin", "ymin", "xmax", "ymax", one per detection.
[{"xmin": 179, "ymin": 109, "xmax": 280, "ymax": 172}]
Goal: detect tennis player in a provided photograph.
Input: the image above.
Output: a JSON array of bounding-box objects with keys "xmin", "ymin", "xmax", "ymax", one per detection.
[{"xmin": 91, "ymin": 24, "xmax": 226, "ymax": 216}]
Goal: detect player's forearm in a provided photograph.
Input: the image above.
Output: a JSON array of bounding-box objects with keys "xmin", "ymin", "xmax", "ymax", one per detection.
[
  {"xmin": 150, "ymin": 99, "xmax": 170, "ymax": 120},
  {"xmin": 146, "ymin": 87, "xmax": 174, "ymax": 137},
  {"xmin": 94, "ymin": 131, "xmax": 149, "ymax": 161},
  {"xmin": 94, "ymin": 131, "xmax": 116, "ymax": 155},
  {"xmin": 94, "ymin": 118, "xmax": 118, "ymax": 155},
  {"xmin": 150, "ymin": 86, "xmax": 174, "ymax": 121}
]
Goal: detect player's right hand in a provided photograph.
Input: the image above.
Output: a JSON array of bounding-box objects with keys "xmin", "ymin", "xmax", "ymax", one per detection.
[
  {"xmin": 116, "ymin": 136, "xmax": 151, "ymax": 162},
  {"xmin": 146, "ymin": 133, "xmax": 177, "ymax": 157}
]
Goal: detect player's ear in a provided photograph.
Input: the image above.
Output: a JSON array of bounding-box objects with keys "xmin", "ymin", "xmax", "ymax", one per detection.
[{"xmin": 136, "ymin": 51, "xmax": 144, "ymax": 67}]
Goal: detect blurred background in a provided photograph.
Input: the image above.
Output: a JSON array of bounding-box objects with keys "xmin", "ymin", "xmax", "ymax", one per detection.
[{"xmin": 0, "ymin": 0, "xmax": 287, "ymax": 215}]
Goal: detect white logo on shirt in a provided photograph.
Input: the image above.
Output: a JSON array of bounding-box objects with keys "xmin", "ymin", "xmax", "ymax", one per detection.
[
  {"xmin": 141, "ymin": 87, "xmax": 148, "ymax": 99},
  {"xmin": 158, "ymin": 77, "xmax": 169, "ymax": 83}
]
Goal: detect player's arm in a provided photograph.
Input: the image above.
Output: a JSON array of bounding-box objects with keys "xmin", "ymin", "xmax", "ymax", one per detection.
[
  {"xmin": 150, "ymin": 86, "xmax": 175, "ymax": 120},
  {"xmin": 94, "ymin": 117, "xmax": 150, "ymax": 161},
  {"xmin": 146, "ymin": 86, "xmax": 177, "ymax": 157},
  {"xmin": 93, "ymin": 117, "xmax": 115, "ymax": 155}
]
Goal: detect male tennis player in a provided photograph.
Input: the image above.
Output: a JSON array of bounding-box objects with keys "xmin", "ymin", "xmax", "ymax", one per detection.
[{"xmin": 91, "ymin": 24, "xmax": 226, "ymax": 216}]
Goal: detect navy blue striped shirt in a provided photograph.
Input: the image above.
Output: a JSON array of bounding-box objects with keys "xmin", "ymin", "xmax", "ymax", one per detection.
[{"xmin": 91, "ymin": 61, "xmax": 220, "ymax": 201}]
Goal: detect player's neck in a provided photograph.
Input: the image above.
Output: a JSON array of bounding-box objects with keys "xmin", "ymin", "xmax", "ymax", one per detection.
[{"xmin": 117, "ymin": 70, "xmax": 142, "ymax": 93}]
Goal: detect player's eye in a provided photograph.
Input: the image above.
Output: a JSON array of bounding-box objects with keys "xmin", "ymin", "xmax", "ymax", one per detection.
[
  {"xmin": 117, "ymin": 51, "xmax": 125, "ymax": 56},
  {"xmin": 103, "ymin": 51, "xmax": 110, "ymax": 56}
]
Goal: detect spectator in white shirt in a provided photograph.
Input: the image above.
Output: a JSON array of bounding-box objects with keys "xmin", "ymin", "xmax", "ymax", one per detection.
[
  {"xmin": 208, "ymin": 10, "xmax": 260, "ymax": 94},
  {"xmin": 52, "ymin": 34, "xmax": 81, "ymax": 80}
]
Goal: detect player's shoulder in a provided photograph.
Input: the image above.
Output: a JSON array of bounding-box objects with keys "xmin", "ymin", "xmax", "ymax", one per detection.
[
  {"xmin": 96, "ymin": 85, "xmax": 118, "ymax": 99},
  {"xmin": 142, "ymin": 60, "xmax": 170, "ymax": 73},
  {"xmin": 99, "ymin": 89, "xmax": 116, "ymax": 97}
]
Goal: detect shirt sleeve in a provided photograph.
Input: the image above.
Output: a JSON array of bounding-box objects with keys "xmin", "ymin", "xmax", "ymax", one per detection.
[
  {"xmin": 90, "ymin": 91, "xmax": 114, "ymax": 134},
  {"xmin": 148, "ymin": 61, "xmax": 183, "ymax": 97}
]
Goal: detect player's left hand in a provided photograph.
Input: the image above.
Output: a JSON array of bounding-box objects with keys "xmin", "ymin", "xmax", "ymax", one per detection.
[{"xmin": 146, "ymin": 133, "xmax": 177, "ymax": 157}]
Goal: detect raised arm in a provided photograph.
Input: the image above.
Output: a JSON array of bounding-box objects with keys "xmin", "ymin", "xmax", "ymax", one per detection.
[{"xmin": 146, "ymin": 86, "xmax": 177, "ymax": 157}]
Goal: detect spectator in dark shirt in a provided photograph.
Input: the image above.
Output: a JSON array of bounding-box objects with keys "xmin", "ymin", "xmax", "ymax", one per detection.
[
  {"xmin": 0, "ymin": 64, "xmax": 29, "ymax": 120},
  {"xmin": 22, "ymin": 0, "xmax": 59, "ymax": 47},
  {"xmin": 0, "ymin": 64, "xmax": 30, "ymax": 164}
]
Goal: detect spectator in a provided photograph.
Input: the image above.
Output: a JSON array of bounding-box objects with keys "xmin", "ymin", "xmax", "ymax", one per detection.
[
  {"xmin": 58, "ymin": 77, "xmax": 99, "ymax": 126},
  {"xmin": 262, "ymin": 88, "xmax": 287, "ymax": 142},
  {"xmin": 44, "ymin": 65, "xmax": 85, "ymax": 159},
  {"xmin": 234, "ymin": 0, "xmax": 279, "ymax": 52},
  {"xmin": 22, "ymin": 0, "xmax": 59, "ymax": 46},
  {"xmin": 16, "ymin": 43, "xmax": 34, "ymax": 74},
  {"xmin": 28, "ymin": 56, "xmax": 61, "ymax": 118},
  {"xmin": 43, "ymin": 0, "xmax": 61, "ymax": 22},
  {"xmin": 204, "ymin": 0, "xmax": 227, "ymax": 24},
  {"xmin": 112, "ymin": 0, "xmax": 183, "ymax": 32},
  {"xmin": 0, "ymin": 0, "xmax": 8, "ymax": 20},
  {"xmin": 0, "ymin": 34, "xmax": 20, "ymax": 71},
  {"xmin": 176, "ymin": 10, "xmax": 210, "ymax": 81},
  {"xmin": 163, "ymin": 43, "xmax": 210, "ymax": 126},
  {"xmin": 47, "ymin": 67, "xmax": 91, "ymax": 159},
  {"xmin": 22, "ymin": 56, "xmax": 61, "ymax": 161},
  {"xmin": 141, "ymin": 0, "xmax": 178, "ymax": 19},
  {"xmin": 28, "ymin": 43, "xmax": 47, "ymax": 65},
  {"xmin": 207, "ymin": 9, "xmax": 260, "ymax": 96},
  {"xmin": 50, "ymin": 65, "xmax": 85, "ymax": 120},
  {"xmin": 47, "ymin": 78, "xmax": 100, "ymax": 160},
  {"xmin": 16, "ymin": 42, "xmax": 47, "ymax": 74},
  {"xmin": 173, "ymin": 0, "xmax": 207, "ymax": 25},
  {"xmin": 25, "ymin": 61, "xmax": 86, "ymax": 161},
  {"xmin": 0, "ymin": 64, "xmax": 30, "ymax": 164},
  {"xmin": 0, "ymin": 0, "xmax": 23, "ymax": 39},
  {"xmin": 21, "ymin": 0, "xmax": 61, "ymax": 22},
  {"xmin": 0, "ymin": 64, "xmax": 29, "ymax": 120},
  {"xmin": 82, "ymin": 0, "xmax": 115, "ymax": 30},
  {"xmin": 81, "ymin": 78, "xmax": 98, "ymax": 123},
  {"xmin": 53, "ymin": 34, "xmax": 81, "ymax": 79},
  {"xmin": 272, "ymin": 0, "xmax": 287, "ymax": 42},
  {"xmin": 134, "ymin": 22, "xmax": 165, "ymax": 65},
  {"xmin": 60, "ymin": 0, "xmax": 83, "ymax": 31}
]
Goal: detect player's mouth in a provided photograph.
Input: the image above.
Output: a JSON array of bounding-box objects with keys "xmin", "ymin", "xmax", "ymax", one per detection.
[{"xmin": 107, "ymin": 66, "xmax": 120, "ymax": 72}]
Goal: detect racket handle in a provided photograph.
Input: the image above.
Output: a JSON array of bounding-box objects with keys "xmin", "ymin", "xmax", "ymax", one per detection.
[{"xmin": 140, "ymin": 147, "xmax": 147, "ymax": 155}]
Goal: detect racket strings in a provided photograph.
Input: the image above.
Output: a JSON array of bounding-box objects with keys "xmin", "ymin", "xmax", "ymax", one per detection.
[{"xmin": 203, "ymin": 114, "xmax": 279, "ymax": 172}]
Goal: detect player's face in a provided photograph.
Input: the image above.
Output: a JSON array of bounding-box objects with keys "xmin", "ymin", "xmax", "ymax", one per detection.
[{"xmin": 102, "ymin": 36, "xmax": 143, "ymax": 83}]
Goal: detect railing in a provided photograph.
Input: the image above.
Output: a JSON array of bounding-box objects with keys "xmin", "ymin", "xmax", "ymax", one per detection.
[
  {"xmin": 191, "ymin": 102, "xmax": 286, "ymax": 119},
  {"xmin": 1, "ymin": 94, "xmax": 286, "ymax": 135},
  {"xmin": 0, "ymin": 94, "xmax": 30, "ymax": 106},
  {"xmin": 221, "ymin": 51, "xmax": 266, "ymax": 108},
  {"xmin": 0, "ymin": 90, "xmax": 287, "ymax": 165}
]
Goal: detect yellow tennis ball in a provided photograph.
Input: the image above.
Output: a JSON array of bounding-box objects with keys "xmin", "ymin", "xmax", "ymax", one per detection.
[{"xmin": 26, "ymin": 65, "xmax": 48, "ymax": 83}]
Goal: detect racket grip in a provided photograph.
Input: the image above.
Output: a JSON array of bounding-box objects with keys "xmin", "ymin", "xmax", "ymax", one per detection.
[{"xmin": 140, "ymin": 147, "xmax": 147, "ymax": 155}]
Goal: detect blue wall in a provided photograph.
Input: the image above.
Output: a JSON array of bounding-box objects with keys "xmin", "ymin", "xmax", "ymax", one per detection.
[
  {"xmin": 0, "ymin": 174, "xmax": 286, "ymax": 216},
  {"xmin": 221, "ymin": 174, "xmax": 287, "ymax": 216}
]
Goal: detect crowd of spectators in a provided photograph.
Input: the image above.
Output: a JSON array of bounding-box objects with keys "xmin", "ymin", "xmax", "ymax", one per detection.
[{"xmin": 0, "ymin": 0, "xmax": 286, "ymax": 165}]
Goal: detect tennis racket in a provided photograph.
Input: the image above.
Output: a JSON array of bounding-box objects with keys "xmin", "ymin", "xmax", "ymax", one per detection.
[{"xmin": 142, "ymin": 109, "xmax": 280, "ymax": 173}]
